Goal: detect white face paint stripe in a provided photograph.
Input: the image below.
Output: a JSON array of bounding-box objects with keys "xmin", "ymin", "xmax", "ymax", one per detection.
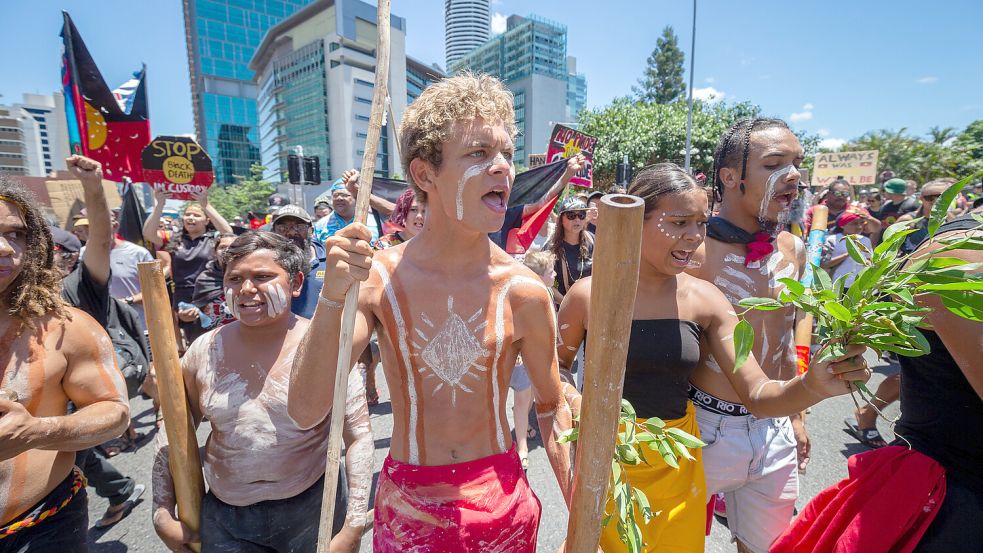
[
  {"xmin": 492, "ymin": 276, "xmax": 551, "ymax": 451},
  {"xmin": 225, "ymin": 287, "xmax": 239, "ymax": 319},
  {"xmin": 456, "ymin": 153, "xmax": 507, "ymax": 221},
  {"xmin": 760, "ymin": 165, "xmax": 794, "ymax": 221},
  {"xmin": 373, "ymin": 261, "xmax": 420, "ymax": 464}
]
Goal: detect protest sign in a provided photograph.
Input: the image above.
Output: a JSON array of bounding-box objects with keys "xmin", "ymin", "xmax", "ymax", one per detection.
[
  {"xmin": 142, "ymin": 136, "xmax": 214, "ymax": 200},
  {"xmin": 811, "ymin": 150, "xmax": 879, "ymax": 188},
  {"xmin": 546, "ymin": 124, "xmax": 598, "ymax": 187},
  {"xmin": 528, "ymin": 153, "xmax": 547, "ymax": 168}
]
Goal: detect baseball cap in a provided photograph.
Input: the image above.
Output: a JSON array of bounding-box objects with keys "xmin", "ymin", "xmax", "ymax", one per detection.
[
  {"xmin": 73, "ymin": 218, "xmax": 89, "ymax": 227},
  {"xmin": 883, "ymin": 178, "xmax": 907, "ymax": 194},
  {"xmin": 271, "ymin": 204, "xmax": 312, "ymax": 225},
  {"xmin": 559, "ymin": 197, "xmax": 588, "ymax": 213},
  {"xmin": 313, "ymin": 192, "xmax": 332, "ymax": 207},
  {"xmin": 586, "ymin": 190, "xmax": 605, "ymax": 202},
  {"xmin": 50, "ymin": 226, "xmax": 81, "ymax": 252}
]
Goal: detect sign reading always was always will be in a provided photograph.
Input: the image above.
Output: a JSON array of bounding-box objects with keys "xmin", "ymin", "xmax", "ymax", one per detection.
[
  {"xmin": 142, "ymin": 136, "xmax": 214, "ymax": 200},
  {"xmin": 811, "ymin": 150, "xmax": 879, "ymax": 188}
]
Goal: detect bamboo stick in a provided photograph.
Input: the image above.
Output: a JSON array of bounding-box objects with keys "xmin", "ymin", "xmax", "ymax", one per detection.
[
  {"xmin": 315, "ymin": 1, "xmax": 390, "ymax": 549},
  {"xmin": 565, "ymin": 194, "xmax": 645, "ymax": 553},
  {"xmin": 137, "ymin": 261, "xmax": 204, "ymax": 553}
]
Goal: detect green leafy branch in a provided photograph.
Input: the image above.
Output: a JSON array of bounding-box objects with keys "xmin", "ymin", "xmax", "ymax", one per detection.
[
  {"xmin": 733, "ymin": 172, "xmax": 983, "ymax": 413},
  {"xmin": 557, "ymin": 399, "xmax": 705, "ymax": 552}
]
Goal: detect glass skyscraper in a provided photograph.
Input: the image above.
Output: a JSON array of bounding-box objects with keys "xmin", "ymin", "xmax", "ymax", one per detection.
[{"xmin": 183, "ymin": 0, "xmax": 313, "ymax": 185}]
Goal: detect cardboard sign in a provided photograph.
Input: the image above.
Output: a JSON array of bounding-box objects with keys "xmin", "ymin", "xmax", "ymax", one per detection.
[
  {"xmin": 811, "ymin": 150, "xmax": 879, "ymax": 188},
  {"xmin": 141, "ymin": 136, "xmax": 214, "ymax": 200},
  {"xmin": 546, "ymin": 124, "xmax": 598, "ymax": 188},
  {"xmin": 527, "ymin": 153, "xmax": 547, "ymax": 169}
]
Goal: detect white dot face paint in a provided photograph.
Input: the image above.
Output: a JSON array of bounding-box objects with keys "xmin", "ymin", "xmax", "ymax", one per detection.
[
  {"xmin": 456, "ymin": 152, "xmax": 509, "ymax": 221},
  {"xmin": 262, "ymin": 282, "xmax": 289, "ymax": 318},
  {"xmin": 760, "ymin": 165, "xmax": 795, "ymax": 223}
]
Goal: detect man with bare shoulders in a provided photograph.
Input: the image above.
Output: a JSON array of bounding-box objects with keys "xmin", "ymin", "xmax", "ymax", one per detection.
[
  {"xmin": 152, "ymin": 232, "xmax": 372, "ymax": 553},
  {"xmin": 687, "ymin": 118, "xmax": 813, "ymax": 553},
  {"xmin": 289, "ymin": 73, "xmax": 573, "ymax": 552},
  {"xmin": 0, "ymin": 173, "xmax": 130, "ymax": 551}
]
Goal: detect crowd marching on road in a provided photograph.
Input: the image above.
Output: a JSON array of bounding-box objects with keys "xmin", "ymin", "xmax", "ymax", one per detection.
[{"xmin": 1, "ymin": 71, "xmax": 981, "ymax": 553}]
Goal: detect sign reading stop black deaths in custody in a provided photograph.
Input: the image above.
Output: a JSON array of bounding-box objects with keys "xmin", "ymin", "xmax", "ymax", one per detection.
[{"xmin": 142, "ymin": 136, "xmax": 214, "ymax": 200}]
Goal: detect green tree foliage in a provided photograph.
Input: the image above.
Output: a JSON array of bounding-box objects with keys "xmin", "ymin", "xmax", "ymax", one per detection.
[
  {"xmin": 206, "ymin": 164, "xmax": 276, "ymax": 220},
  {"xmin": 633, "ymin": 26, "xmax": 686, "ymax": 104},
  {"xmin": 829, "ymin": 120, "xmax": 982, "ymax": 184},
  {"xmin": 578, "ymin": 98, "xmax": 764, "ymax": 186}
]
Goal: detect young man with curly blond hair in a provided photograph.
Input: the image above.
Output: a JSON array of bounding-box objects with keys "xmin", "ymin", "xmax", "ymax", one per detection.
[
  {"xmin": 0, "ymin": 157, "xmax": 130, "ymax": 551},
  {"xmin": 289, "ymin": 73, "xmax": 573, "ymax": 552}
]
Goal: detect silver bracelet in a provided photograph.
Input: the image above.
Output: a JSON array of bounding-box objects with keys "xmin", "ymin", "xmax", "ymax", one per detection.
[{"xmin": 318, "ymin": 296, "xmax": 344, "ymax": 310}]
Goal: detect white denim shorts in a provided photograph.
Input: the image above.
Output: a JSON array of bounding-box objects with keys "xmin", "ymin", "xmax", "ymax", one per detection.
[{"xmin": 696, "ymin": 404, "xmax": 798, "ymax": 553}]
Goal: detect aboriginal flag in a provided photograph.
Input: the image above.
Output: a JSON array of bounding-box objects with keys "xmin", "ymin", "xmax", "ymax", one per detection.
[{"xmin": 61, "ymin": 11, "xmax": 150, "ymax": 182}]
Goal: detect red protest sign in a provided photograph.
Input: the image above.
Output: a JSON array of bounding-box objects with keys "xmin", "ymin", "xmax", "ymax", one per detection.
[
  {"xmin": 546, "ymin": 124, "xmax": 598, "ymax": 188},
  {"xmin": 141, "ymin": 136, "xmax": 214, "ymax": 200}
]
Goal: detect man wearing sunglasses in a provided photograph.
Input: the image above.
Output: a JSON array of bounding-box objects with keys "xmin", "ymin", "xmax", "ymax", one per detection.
[{"xmin": 804, "ymin": 178, "xmax": 854, "ymax": 234}]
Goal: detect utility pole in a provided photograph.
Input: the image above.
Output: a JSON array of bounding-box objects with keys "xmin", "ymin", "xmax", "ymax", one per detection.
[{"xmin": 684, "ymin": 0, "xmax": 697, "ymax": 173}]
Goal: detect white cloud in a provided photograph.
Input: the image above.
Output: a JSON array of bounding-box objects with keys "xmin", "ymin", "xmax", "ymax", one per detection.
[
  {"xmin": 789, "ymin": 110, "xmax": 813, "ymax": 122},
  {"xmin": 817, "ymin": 128, "xmax": 830, "ymax": 137},
  {"xmin": 705, "ymin": 77, "xmax": 715, "ymax": 84},
  {"xmin": 692, "ymin": 86, "xmax": 725, "ymax": 103},
  {"xmin": 819, "ymin": 138, "xmax": 847, "ymax": 150},
  {"xmin": 491, "ymin": 13, "xmax": 507, "ymax": 34},
  {"xmin": 802, "ymin": 103, "xmax": 814, "ymax": 111},
  {"xmin": 916, "ymin": 76, "xmax": 938, "ymax": 84}
]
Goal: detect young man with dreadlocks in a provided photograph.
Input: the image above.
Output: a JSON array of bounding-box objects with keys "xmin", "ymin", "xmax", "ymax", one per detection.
[
  {"xmin": 0, "ymin": 163, "xmax": 130, "ymax": 551},
  {"xmin": 687, "ymin": 118, "xmax": 869, "ymax": 553}
]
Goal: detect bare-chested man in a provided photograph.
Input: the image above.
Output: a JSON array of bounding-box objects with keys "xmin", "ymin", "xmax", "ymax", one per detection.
[
  {"xmin": 0, "ymin": 175, "xmax": 130, "ymax": 551},
  {"xmin": 687, "ymin": 118, "xmax": 823, "ymax": 553},
  {"xmin": 289, "ymin": 73, "xmax": 573, "ymax": 552},
  {"xmin": 152, "ymin": 232, "xmax": 372, "ymax": 553}
]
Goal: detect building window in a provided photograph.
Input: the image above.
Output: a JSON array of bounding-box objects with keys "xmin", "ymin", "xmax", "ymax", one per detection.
[
  {"xmin": 354, "ymin": 96, "xmax": 373, "ymax": 105},
  {"xmin": 355, "ymin": 114, "xmax": 370, "ymax": 122}
]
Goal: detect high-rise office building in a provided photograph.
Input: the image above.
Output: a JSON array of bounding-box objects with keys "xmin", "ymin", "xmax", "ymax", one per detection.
[
  {"xmin": 251, "ymin": 0, "xmax": 444, "ymax": 194},
  {"xmin": 0, "ymin": 93, "xmax": 70, "ymax": 177},
  {"xmin": 444, "ymin": 0, "xmax": 490, "ymax": 69},
  {"xmin": 183, "ymin": 0, "xmax": 313, "ymax": 186},
  {"xmin": 449, "ymin": 15, "xmax": 587, "ymax": 164}
]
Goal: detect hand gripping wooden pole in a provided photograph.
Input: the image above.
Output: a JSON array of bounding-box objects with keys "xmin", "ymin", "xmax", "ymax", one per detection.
[
  {"xmin": 137, "ymin": 261, "xmax": 205, "ymax": 553},
  {"xmin": 565, "ymin": 194, "xmax": 645, "ymax": 553},
  {"xmin": 316, "ymin": 1, "xmax": 390, "ymax": 549}
]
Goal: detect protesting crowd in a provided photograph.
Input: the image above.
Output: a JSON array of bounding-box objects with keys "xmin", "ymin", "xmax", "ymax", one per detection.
[{"xmin": 1, "ymin": 70, "xmax": 981, "ymax": 553}]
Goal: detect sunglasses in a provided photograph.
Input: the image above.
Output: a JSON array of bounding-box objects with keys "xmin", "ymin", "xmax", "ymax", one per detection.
[
  {"xmin": 563, "ymin": 211, "xmax": 587, "ymax": 221},
  {"xmin": 921, "ymin": 194, "xmax": 940, "ymax": 202},
  {"xmin": 831, "ymin": 191, "xmax": 851, "ymax": 198}
]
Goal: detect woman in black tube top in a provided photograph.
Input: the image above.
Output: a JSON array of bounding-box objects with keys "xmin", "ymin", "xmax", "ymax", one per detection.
[{"xmin": 556, "ymin": 163, "xmax": 871, "ymax": 552}]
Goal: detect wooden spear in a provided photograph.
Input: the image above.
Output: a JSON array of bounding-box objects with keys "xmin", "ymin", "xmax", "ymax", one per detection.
[
  {"xmin": 564, "ymin": 194, "xmax": 645, "ymax": 552},
  {"xmin": 315, "ymin": 0, "xmax": 390, "ymax": 549},
  {"xmin": 137, "ymin": 261, "xmax": 205, "ymax": 553}
]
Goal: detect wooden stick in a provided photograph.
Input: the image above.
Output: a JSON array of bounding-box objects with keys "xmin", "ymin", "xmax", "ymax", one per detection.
[
  {"xmin": 565, "ymin": 194, "xmax": 645, "ymax": 553},
  {"xmin": 316, "ymin": 1, "xmax": 390, "ymax": 549},
  {"xmin": 137, "ymin": 261, "xmax": 205, "ymax": 553}
]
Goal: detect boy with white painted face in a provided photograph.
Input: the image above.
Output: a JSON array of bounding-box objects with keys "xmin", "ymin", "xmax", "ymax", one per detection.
[
  {"xmin": 152, "ymin": 232, "xmax": 373, "ymax": 553},
  {"xmin": 687, "ymin": 118, "xmax": 868, "ymax": 553},
  {"xmin": 289, "ymin": 73, "xmax": 573, "ymax": 552}
]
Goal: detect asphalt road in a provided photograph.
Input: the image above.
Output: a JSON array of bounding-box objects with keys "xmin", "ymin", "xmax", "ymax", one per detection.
[{"xmin": 86, "ymin": 351, "xmax": 898, "ymax": 552}]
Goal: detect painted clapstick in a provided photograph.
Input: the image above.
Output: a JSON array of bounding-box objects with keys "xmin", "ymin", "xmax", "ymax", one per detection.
[
  {"xmin": 316, "ymin": 1, "xmax": 390, "ymax": 549},
  {"xmin": 137, "ymin": 261, "xmax": 205, "ymax": 553},
  {"xmin": 795, "ymin": 204, "xmax": 828, "ymax": 376},
  {"xmin": 565, "ymin": 194, "xmax": 645, "ymax": 553}
]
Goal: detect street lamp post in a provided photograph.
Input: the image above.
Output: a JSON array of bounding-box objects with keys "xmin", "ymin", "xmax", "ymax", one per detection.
[{"xmin": 684, "ymin": 0, "xmax": 697, "ymax": 173}]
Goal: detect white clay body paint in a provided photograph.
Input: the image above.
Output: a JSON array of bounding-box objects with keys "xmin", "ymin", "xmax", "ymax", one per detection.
[
  {"xmin": 456, "ymin": 152, "xmax": 508, "ymax": 221},
  {"xmin": 225, "ymin": 287, "xmax": 240, "ymax": 319},
  {"xmin": 415, "ymin": 295, "xmax": 490, "ymax": 405},
  {"xmin": 760, "ymin": 165, "xmax": 795, "ymax": 221},
  {"xmin": 263, "ymin": 282, "xmax": 289, "ymax": 318}
]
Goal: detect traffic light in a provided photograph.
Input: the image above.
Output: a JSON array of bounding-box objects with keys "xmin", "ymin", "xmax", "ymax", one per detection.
[
  {"xmin": 287, "ymin": 154, "xmax": 302, "ymax": 184},
  {"xmin": 304, "ymin": 156, "xmax": 321, "ymax": 185}
]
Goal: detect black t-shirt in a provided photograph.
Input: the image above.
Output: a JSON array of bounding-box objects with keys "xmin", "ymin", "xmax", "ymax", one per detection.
[
  {"xmin": 171, "ymin": 233, "xmax": 215, "ymax": 303},
  {"xmin": 489, "ymin": 205, "xmax": 525, "ymax": 250},
  {"xmin": 876, "ymin": 197, "xmax": 918, "ymax": 225},
  {"xmin": 62, "ymin": 263, "xmax": 150, "ymax": 382},
  {"xmin": 555, "ymin": 239, "xmax": 593, "ymax": 296}
]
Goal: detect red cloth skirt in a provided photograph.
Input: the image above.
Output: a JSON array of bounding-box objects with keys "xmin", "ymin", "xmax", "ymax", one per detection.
[
  {"xmin": 373, "ymin": 446, "xmax": 541, "ymax": 552},
  {"xmin": 771, "ymin": 445, "xmax": 946, "ymax": 553}
]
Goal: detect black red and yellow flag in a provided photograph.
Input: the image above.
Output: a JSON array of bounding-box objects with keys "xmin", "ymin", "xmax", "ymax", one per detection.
[{"xmin": 61, "ymin": 11, "xmax": 150, "ymax": 182}]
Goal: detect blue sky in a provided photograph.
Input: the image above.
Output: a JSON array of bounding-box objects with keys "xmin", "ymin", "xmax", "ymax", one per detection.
[{"xmin": 3, "ymin": 0, "xmax": 981, "ymax": 150}]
